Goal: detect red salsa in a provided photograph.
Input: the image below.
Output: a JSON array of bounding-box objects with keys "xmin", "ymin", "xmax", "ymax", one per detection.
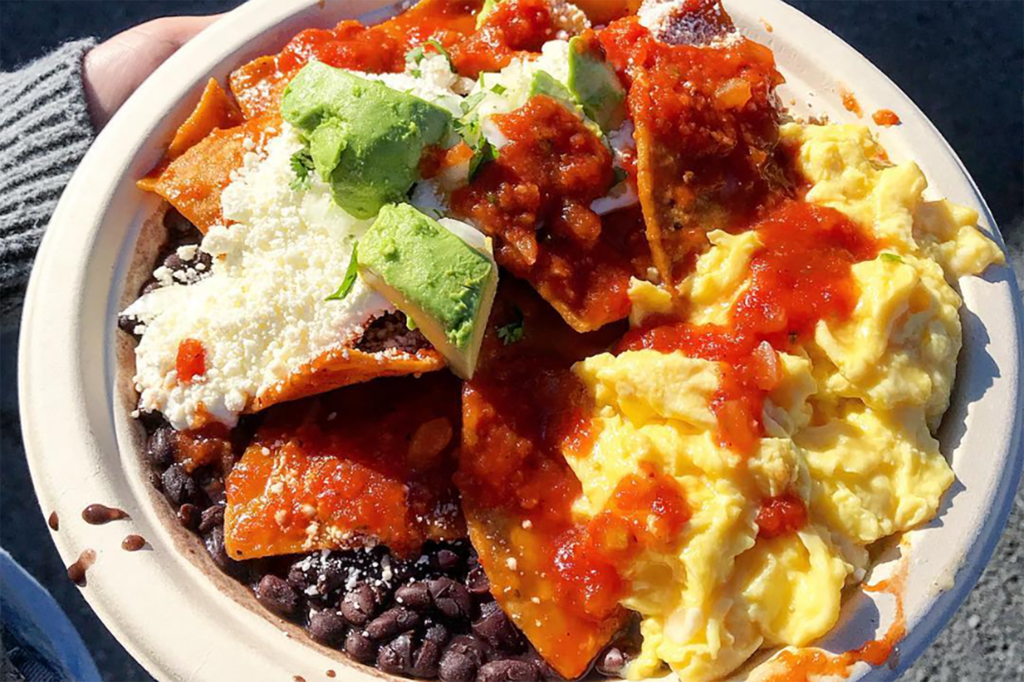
[
  {"xmin": 451, "ymin": 0, "xmax": 559, "ymax": 78},
  {"xmin": 755, "ymin": 491, "xmax": 807, "ymax": 539},
  {"xmin": 618, "ymin": 201, "xmax": 878, "ymax": 453},
  {"xmin": 599, "ymin": 11, "xmax": 786, "ymax": 286},
  {"xmin": 175, "ymin": 338, "xmax": 206, "ymax": 383},
  {"xmin": 452, "ymin": 95, "xmax": 640, "ymax": 332}
]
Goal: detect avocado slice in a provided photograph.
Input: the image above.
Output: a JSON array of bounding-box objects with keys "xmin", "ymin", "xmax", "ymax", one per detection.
[
  {"xmin": 528, "ymin": 70, "xmax": 577, "ymax": 110},
  {"xmin": 281, "ymin": 62, "xmax": 453, "ymax": 219},
  {"xmin": 567, "ymin": 35, "xmax": 627, "ymax": 132},
  {"xmin": 357, "ymin": 204, "xmax": 498, "ymax": 379}
]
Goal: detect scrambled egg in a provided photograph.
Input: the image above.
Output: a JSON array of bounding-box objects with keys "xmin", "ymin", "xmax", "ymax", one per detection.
[{"xmin": 566, "ymin": 124, "xmax": 1004, "ymax": 681}]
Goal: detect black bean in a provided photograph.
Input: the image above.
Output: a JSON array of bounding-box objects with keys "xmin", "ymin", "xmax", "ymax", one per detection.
[
  {"xmin": 519, "ymin": 648, "xmax": 563, "ymax": 681},
  {"xmin": 255, "ymin": 574, "xmax": 301, "ymax": 620},
  {"xmin": 147, "ymin": 427, "xmax": 177, "ymax": 469},
  {"xmin": 472, "ymin": 601, "xmax": 521, "ymax": 652},
  {"xmin": 430, "ymin": 577, "xmax": 474, "ymax": 621},
  {"xmin": 466, "ymin": 565, "xmax": 491, "ymax": 596},
  {"xmin": 202, "ymin": 525, "xmax": 248, "ymax": 580},
  {"xmin": 377, "ymin": 631, "xmax": 416, "ymax": 675},
  {"xmin": 341, "ymin": 583, "xmax": 377, "ymax": 626},
  {"xmin": 165, "ymin": 209, "xmax": 198, "ymax": 236},
  {"xmin": 436, "ymin": 548, "xmax": 461, "ymax": 572},
  {"xmin": 412, "ymin": 638, "xmax": 444, "ymax": 678},
  {"xmin": 199, "ymin": 504, "xmax": 225, "ymax": 533},
  {"xmin": 344, "ymin": 628, "xmax": 377, "ymax": 664},
  {"xmin": 477, "ymin": 660, "xmax": 539, "ymax": 682},
  {"xmin": 161, "ymin": 464, "xmax": 200, "ymax": 506},
  {"xmin": 595, "ymin": 647, "xmax": 627, "ymax": 677},
  {"xmin": 140, "ymin": 279, "xmax": 162, "ymax": 295},
  {"xmin": 194, "ymin": 249, "xmax": 214, "ymax": 273},
  {"xmin": 396, "ymin": 581, "xmax": 432, "ymax": 611},
  {"xmin": 446, "ymin": 635, "xmax": 488, "ymax": 668},
  {"xmin": 117, "ymin": 314, "xmax": 141, "ymax": 338},
  {"xmin": 319, "ymin": 560, "xmax": 348, "ymax": 595},
  {"xmin": 439, "ymin": 641, "xmax": 484, "ymax": 682},
  {"xmin": 425, "ymin": 623, "xmax": 450, "ymax": 646},
  {"xmin": 308, "ymin": 610, "xmax": 348, "ymax": 649},
  {"xmin": 177, "ymin": 503, "xmax": 200, "ymax": 530},
  {"xmin": 163, "ymin": 252, "xmax": 185, "ymax": 272},
  {"xmin": 366, "ymin": 607, "xmax": 421, "ymax": 641}
]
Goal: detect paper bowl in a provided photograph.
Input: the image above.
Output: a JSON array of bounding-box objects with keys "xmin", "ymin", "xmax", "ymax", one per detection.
[{"xmin": 19, "ymin": 1, "xmax": 1024, "ymax": 680}]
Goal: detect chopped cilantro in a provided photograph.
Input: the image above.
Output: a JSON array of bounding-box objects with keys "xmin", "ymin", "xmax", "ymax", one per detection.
[
  {"xmin": 469, "ymin": 139, "xmax": 497, "ymax": 181},
  {"xmin": 612, "ymin": 166, "xmax": 628, "ymax": 186},
  {"xmin": 406, "ymin": 40, "xmax": 453, "ymax": 78},
  {"xmin": 486, "ymin": 192, "xmax": 498, "ymax": 206},
  {"xmin": 496, "ymin": 308, "xmax": 525, "ymax": 345},
  {"xmin": 425, "ymin": 39, "xmax": 452, "ymax": 67},
  {"xmin": 325, "ymin": 243, "xmax": 360, "ymax": 301},
  {"xmin": 491, "ymin": 84, "xmax": 507, "ymax": 95},
  {"xmin": 289, "ymin": 148, "xmax": 315, "ymax": 191},
  {"xmin": 881, "ymin": 252, "xmax": 903, "ymax": 263},
  {"xmin": 461, "ymin": 91, "xmax": 487, "ymax": 115}
]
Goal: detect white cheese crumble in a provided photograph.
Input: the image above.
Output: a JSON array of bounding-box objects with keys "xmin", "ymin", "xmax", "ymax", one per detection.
[{"xmin": 125, "ymin": 124, "xmax": 392, "ymax": 430}]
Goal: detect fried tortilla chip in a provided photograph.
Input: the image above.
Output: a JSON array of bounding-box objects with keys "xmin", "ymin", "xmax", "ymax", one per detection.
[
  {"xmin": 451, "ymin": 96, "xmax": 646, "ymax": 333},
  {"xmin": 602, "ymin": 3, "xmax": 785, "ymax": 289},
  {"xmin": 229, "ymin": 0, "xmax": 479, "ymax": 120},
  {"xmin": 139, "ymin": 116, "xmax": 280, "ymax": 233},
  {"xmin": 457, "ymin": 283, "xmax": 628, "ymax": 678},
  {"xmin": 225, "ymin": 372, "xmax": 464, "ymax": 561},
  {"xmin": 167, "ymin": 78, "xmax": 243, "ymax": 160},
  {"xmin": 250, "ymin": 346, "xmax": 446, "ymax": 413}
]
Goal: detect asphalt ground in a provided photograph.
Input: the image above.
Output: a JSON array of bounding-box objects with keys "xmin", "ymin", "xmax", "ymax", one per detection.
[{"xmin": 1, "ymin": 2, "xmax": 1021, "ymax": 681}]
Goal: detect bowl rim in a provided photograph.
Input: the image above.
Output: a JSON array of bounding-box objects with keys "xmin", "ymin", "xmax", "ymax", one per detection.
[{"xmin": 18, "ymin": 1, "xmax": 1024, "ymax": 681}]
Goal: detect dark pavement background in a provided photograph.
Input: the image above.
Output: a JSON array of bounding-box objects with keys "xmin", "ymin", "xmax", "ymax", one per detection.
[{"xmin": 1, "ymin": 1, "xmax": 1021, "ymax": 681}]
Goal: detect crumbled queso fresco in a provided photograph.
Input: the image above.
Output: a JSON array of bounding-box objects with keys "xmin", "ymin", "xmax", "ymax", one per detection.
[{"xmin": 125, "ymin": 124, "xmax": 393, "ymax": 430}]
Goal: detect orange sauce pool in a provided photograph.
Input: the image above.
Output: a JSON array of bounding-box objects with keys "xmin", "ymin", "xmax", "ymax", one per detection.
[{"xmin": 618, "ymin": 200, "xmax": 878, "ymax": 454}]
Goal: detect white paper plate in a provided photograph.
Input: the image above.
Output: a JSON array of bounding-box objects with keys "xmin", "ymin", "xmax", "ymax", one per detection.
[{"xmin": 19, "ymin": 1, "xmax": 1024, "ymax": 681}]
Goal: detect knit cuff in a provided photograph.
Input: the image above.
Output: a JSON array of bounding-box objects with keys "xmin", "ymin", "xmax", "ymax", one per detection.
[{"xmin": 0, "ymin": 38, "xmax": 98, "ymax": 328}]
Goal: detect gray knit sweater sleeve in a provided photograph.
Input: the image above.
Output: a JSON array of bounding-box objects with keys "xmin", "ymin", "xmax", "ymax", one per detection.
[{"xmin": 0, "ymin": 38, "xmax": 98, "ymax": 325}]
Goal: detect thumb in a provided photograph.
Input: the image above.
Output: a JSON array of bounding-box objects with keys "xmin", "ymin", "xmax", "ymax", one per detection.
[{"xmin": 84, "ymin": 14, "xmax": 223, "ymax": 129}]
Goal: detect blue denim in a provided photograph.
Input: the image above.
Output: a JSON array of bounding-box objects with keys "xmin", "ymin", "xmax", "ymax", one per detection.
[{"xmin": 1, "ymin": 549, "xmax": 100, "ymax": 682}]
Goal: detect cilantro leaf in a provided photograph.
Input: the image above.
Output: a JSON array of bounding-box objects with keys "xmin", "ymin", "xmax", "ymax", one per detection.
[
  {"xmin": 469, "ymin": 139, "xmax": 497, "ymax": 181},
  {"xmin": 881, "ymin": 253, "xmax": 903, "ymax": 263},
  {"xmin": 325, "ymin": 243, "xmax": 360, "ymax": 301},
  {"xmin": 461, "ymin": 91, "xmax": 487, "ymax": 115},
  {"xmin": 612, "ymin": 166, "xmax": 629, "ymax": 186},
  {"xmin": 491, "ymin": 84, "xmax": 507, "ymax": 95},
  {"xmin": 289, "ymin": 148, "xmax": 315, "ymax": 191},
  {"xmin": 496, "ymin": 308, "xmax": 525, "ymax": 345},
  {"xmin": 424, "ymin": 39, "xmax": 453, "ymax": 67}
]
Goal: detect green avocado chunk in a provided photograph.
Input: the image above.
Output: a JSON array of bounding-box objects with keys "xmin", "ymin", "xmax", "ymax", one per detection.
[
  {"xmin": 281, "ymin": 62, "xmax": 453, "ymax": 219},
  {"xmin": 528, "ymin": 70, "xmax": 577, "ymax": 110},
  {"xmin": 567, "ymin": 36, "xmax": 627, "ymax": 132},
  {"xmin": 357, "ymin": 203, "xmax": 498, "ymax": 379}
]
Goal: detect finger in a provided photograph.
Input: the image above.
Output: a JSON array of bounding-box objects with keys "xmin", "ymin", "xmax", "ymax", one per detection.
[{"xmin": 83, "ymin": 14, "xmax": 224, "ymax": 129}]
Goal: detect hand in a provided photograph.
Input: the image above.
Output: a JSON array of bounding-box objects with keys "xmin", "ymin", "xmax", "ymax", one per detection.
[{"xmin": 83, "ymin": 15, "xmax": 221, "ymax": 129}]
